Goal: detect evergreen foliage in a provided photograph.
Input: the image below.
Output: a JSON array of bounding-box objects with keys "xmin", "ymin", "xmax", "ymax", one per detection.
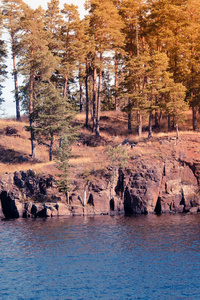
[
  {"xmin": 54, "ymin": 134, "xmax": 73, "ymax": 203},
  {"xmin": 2, "ymin": 0, "xmax": 200, "ymax": 138},
  {"xmin": 1, "ymin": 0, "xmax": 25, "ymax": 120},
  {"xmin": 32, "ymin": 82, "xmax": 78, "ymax": 162}
]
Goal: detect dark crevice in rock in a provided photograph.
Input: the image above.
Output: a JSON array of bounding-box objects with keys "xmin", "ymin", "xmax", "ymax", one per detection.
[
  {"xmin": 31, "ymin": 204, "xmax": 37, "ymax": 217},
  {"xmin": 110, "ymin": 198, "xmax": 115, "ymax": 211},
  {"xmin": 180, "ymin": 189, "xmax": 185, "ymax": 206},
  {"xmin": 115, "ymin": 169, "xmax": 125, "ymax": 198},
  {"xmin": 124, "ymin": 187, "xmax": 133, "ymax": 215},
  {"xmin": 154, "ymin": 197, "xmax": 162, "ymax": 214},
  {"xmin": 0, "ymin": 191, "xmax": 19, "ymax": 219},
  {"xmin": 87, "ymin": 194, "xmax": 94, "ymax": 206},
  {"xmin": 163, "ymin": 164, "xmax": 166, "ymax": 176},
  {"xmin": 36, "ymin": 206, "xmax": 47, "ymax": 218}
]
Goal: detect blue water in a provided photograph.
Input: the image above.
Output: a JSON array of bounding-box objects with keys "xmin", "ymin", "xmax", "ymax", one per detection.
[{"xmin": 0, "ymin": 214, "xmax": 200, "ymax": 300}]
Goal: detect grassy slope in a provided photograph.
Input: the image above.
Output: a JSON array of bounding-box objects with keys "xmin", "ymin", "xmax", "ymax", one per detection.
[{"xmin": 0, "ymin": 110, "xmax": 200, "ymax": 182}]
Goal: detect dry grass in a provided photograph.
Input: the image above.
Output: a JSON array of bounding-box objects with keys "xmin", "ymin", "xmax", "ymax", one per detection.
[{"xmin": 0, "ymin": 109, "xmax": 200, "ymax": 178}]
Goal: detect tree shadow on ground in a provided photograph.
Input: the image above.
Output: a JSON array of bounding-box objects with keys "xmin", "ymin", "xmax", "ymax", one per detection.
[
  {"xmin": 78, "ymin": 133, "xmax": 108, "ymax": 147},
  {"xmin": 0, "ymin": 145, "xmax": 31, "ymax": 164}
]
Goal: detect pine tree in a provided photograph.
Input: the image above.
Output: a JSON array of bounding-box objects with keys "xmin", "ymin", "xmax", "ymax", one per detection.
[
  {"xmin": 144, "ymin": 51, "xmax": 171, "ymax": 138},
  {"xmin": 146, "ymin": 0, "xmax": 199, "ymax": 131},
  {"xmin": 60, "ymin": 3, "xmax": 80, "ymax": 98},
  {"xmin": 143, "ymin": 0, "xmax": 190, "ymax": 131},
  {"xmin": 73, "ymin": 17, "xmax": 94, "ymax": 115},
  {"xmin": 0, "ymin": 10, "xmax": 7, "ymax": 105},
  {"xmin": 120, "ymin": 0, "xmax": 143, "ymax": 57},
  {"xmin": 80, "ymin": 18, "xmax": 95, "ymax": 127},
  {"xmin": 86, "ymin": 0, "xmax": 125, "ymax": 136},
  {"xmin": 44, "ymin": 0, "xmax": 63, "ymax": 57},
  {"xmin": 184, "ymin": 0, "xmax": 200, "ymax": 131},
  {"xmin": 121, "ymin": 50, "xmax": 150, "ymax": 135},
  {"xmin": 19, "ymin": 5, "xmax": 58, "ymax": 158},
  {"xmin": 33, "ymin": 82, "xmax": 77, "ymax": 162},
  {"xmin": 145, "ymin": 0, "xmax": 188, "ymax": 77},
  {"xmin": 119, "ymin": 0, "xmax": 145, "ymax": 132},
  {"xmin": 101, "ymin": 72, "xmax": 115, "ymax": 111},
  {"xmin": 54, "ymin": 134, "xmax": 72, "ymax": 204},
  {"xmin": 1, "ymin": 0, "xmax": 25, "ymax": 120},
  {"xmin": 164, "ymin": 80, "xmax": 188, "ymax": 135}
]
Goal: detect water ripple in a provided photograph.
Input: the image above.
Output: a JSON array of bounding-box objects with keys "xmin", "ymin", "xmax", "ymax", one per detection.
[{"xmin": 0, "ymin": 214, "xmax": 200, "ymax": 299}]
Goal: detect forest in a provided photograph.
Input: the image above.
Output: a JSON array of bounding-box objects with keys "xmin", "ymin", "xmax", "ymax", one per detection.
[{"xmin": 0, "ymin": 0, "xmax": 200, "ymax": 159}]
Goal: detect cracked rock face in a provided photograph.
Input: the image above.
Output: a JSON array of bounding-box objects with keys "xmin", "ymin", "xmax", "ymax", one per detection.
[
  {"xmin": 0, "ymin": 171, "xmax": 60, "ymax": 219},
  {"xmin": 124, "ymin": 159, "xmax": 200, "ymax": 215},
  {"xmin": 124, "ymin": 160, "xmax": 164, "ymax": 214},
  {"xmin": 1, "ymin": 157, "xmax": 200, "ymax": 218},
  {"xmin": 0, "ymin": 170, "xmax": 124, "ymax": 219}
]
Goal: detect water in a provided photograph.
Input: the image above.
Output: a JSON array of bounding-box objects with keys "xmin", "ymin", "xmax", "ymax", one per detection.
[{"xmin": 0, "ymin": 214, "xmax": 200, "ymax": 300}]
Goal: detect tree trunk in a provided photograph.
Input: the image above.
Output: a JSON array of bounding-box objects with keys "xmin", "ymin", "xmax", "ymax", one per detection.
[
  {"xmin": 193, "ymin": 106, "xmax": 198, "ymax": 131},
  {"xmin": 138, "ymin": 113, "xmax": 142, "ymax": 137},
  {"xmin": 114, "ymin": 57, "xmax": 118, "ymax": 111},
  {"xmin": 168, "ymin": 115, "xmax": 171, "ymax": 132},
  {"xmin": 13, "ymin": 53, "xmax": 20, "ymax": 121},
  {"xmin": 128, "ymin": 99, "xmax": 131, "ymax": 133},
  {"xmin": 159, "ymin": 110, "xmax": 162, "ymax": 123},
  {"xmin": 172, "ymin": 116, "xmax": 175, "ymax": 128},
  {"xmin": 96, "ymin": 51, "xmax": 102, "ymax": 136},
  {"xmin": 136, "ymin": 17, "xmax": 141, "ymax": 137},
  {"xmin": 49, "ymin": 135, "xmax": 53, "ymax": 162},
  {"xmin": 175, "ymin": 124, "xmax": 179, "ymax": 140},
  {"xmin": 92, "ymin": 53, "xmax": 97, "ymax": 133},
  {"xmin": 128, "ymin": 113, "xmax": 131, "ymax": 133},
  {"xmin": 85, "ymin": 73, "xmax": 89, "ymax": 128},
  {"xmin": 148, "ymin": 111, "xmax": 152, "ymax": 138},
  {"xmin": 79, "ymin": 81, "xmax": 83, "ymax": 113},
  {"xmin": 155, "ymin": 109, "xmax": 159, "ymax": 128},
  {"xmin": 63, "ymin": 76, "xmax": 68, "ymax": 98},
  {"xmin": 29, "ymin": 69, "xmax": 37, "ymax": 159},
  {"xmin": 30, "ymin": 119, "xmax": 37, "ymax": 159},
  {"xmin": 79, "ymin": 66, "xmax": 83, "ymax": 112},
  {"xmin": 136, "ymin": 16, "xmax": 139, "ymax": 58}
]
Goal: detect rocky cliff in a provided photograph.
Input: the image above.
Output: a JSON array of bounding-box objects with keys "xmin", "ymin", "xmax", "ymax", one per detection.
[
  {"xmin": 0, "ymin": 170, "xmax": 123, "ymax": 219},
  {"xmin": 122, "ymin": 158, "xmax": 200, "ymax": 215},
  {"xmin": 0, "ymin": 155, "xmax": 200, "ymax": 219}
]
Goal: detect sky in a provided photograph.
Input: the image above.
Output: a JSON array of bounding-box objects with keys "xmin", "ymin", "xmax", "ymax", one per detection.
[
  {"xmin": 23, "ymin": 0, "xmax": 85, "ymax": 17},
  {"xmin": 1, "ymin": 0, "xmax": 85, "ymax": 118}
]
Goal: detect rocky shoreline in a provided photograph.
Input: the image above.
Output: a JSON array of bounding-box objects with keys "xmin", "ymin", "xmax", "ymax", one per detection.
[
  {"xmin": 0, "ymin": 169, "xmax": 124, "ymax": 219},
  {"xmin": 1, "ymin": 152, "xmax": 200, "ymax": 219}
]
